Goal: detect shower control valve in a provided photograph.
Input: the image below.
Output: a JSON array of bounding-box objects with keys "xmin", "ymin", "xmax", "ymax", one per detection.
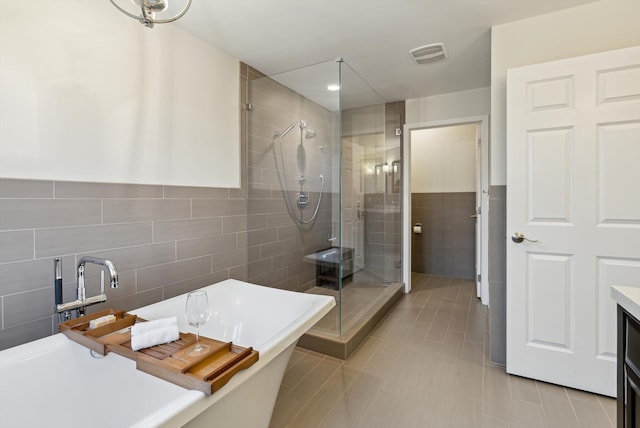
[{"xmin": 297, "ymin": 192, "xmax": 309, "ymax": 209}]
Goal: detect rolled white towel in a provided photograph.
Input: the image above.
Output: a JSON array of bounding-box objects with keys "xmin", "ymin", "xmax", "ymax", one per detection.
[{"xmin": 130, "ymin": 316, "xmax": 180, "ymax": 351}]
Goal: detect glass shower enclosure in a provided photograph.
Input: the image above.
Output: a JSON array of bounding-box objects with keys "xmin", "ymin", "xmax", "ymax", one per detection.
[{"xmin": 244, "ymin": 59, "xmax": 402, "ymax": 355}]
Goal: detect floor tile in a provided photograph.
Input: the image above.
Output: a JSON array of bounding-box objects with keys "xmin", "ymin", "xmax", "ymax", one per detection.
[
  {"xmin": 270, "ymin": 273, "xmax": 616, "ymax": 428},
  {"xmin": 571, "ymin": 397, "xmax": 615, "ymax": 428},
  {"xmin": 599, "ymin": 394, "xmax": 617, "ymax": 427},
  {"xmin": 537, "ymin": 381, "xmax": 580, "ymax": 428},
  {"xmin": 509, "ymin": 374, "xmax": 541, "ymax": 405}
]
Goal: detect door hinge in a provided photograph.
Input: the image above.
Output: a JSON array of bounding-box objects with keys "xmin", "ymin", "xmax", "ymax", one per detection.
[
  {"xmin": 395, "ymin": 128, "xmax": 402, "ymax": 136},
  {"xmin": 477, "ymin": 274, "xmax": 481, "ymax": 282},
  {"xmin": 244, "ymin": 103, "xmax": 253, "ymax": 111},
  {"xmin": 477, "ymin": 138, "xmax": 481, "ymax": 146},
  {"xmin": 477, "ymin": 206, "xmax": 481, "ymax": 215}
]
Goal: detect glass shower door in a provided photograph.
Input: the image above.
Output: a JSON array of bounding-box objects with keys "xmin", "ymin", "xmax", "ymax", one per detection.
[
  {"xmin": 244, "ymin": 59, "xmax": 402, "ymax": 353},
  {"xmin": 244, "ymin": 59, "xmax": 344, "ymax": 333}
]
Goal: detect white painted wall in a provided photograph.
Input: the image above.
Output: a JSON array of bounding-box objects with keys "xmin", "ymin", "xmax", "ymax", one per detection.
[
  {"xmin": 491, "ymin": 0, "xmax": 640, "ymax": 185},
  {"xmin": 0, "ymin": 0, "xmax": 240, "ymax": 188},
  {"xmin": 405, "ymin": 87, "xmax": 490, "ymax": 125},
  {"xmin": 411, "ymin": 124, "xmax": 477, "ymax": 193}
]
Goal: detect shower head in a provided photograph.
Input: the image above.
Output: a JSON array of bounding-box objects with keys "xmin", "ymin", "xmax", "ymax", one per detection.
[
  {"xmin": 304, "ymin": 129, "xmax": 317, "ymax": 140},
  {"xmin": 300, "ymin": 120, "xmax": 315, "ymax": 139},
  {"xmin": 274, "ymin": 120, "xmax": 315, "ymax": 141}
]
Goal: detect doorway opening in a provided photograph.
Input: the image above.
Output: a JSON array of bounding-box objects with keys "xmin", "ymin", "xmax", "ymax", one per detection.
[{"xmin": 402, "ymin": 116, "xmax": 489, "ymax": 304}]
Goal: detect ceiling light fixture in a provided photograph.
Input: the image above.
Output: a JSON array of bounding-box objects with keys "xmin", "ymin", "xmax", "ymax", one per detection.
[
  {"xmin": 108, "ymin": 0, "xmax": 192, "ymax": 28},
  {"xmin": 327, "ymin": 84, "xmax": 340, "ymax": 92},
  {"xmin": 409, "ymin": 43, "xmax": 448, "ymax": 65}
]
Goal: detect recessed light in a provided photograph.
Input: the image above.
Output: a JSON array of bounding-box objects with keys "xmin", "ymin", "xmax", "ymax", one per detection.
[{"xmin": 327, "ymin": 84, "xmax": 340, "ymax": 91}]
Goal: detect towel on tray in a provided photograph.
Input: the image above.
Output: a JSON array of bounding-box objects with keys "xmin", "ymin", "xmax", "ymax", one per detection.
[{"xmin": 130, "ymin": 316, "xmax": 180, "ymax": 351}]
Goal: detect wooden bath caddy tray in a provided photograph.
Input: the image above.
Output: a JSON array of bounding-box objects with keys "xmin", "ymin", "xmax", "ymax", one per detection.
[{"xmin": 58, "ymin": 308, "xmax": 259, "ymax": 395}]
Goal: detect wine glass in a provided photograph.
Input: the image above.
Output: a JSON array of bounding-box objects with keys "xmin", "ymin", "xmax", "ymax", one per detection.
[{"xmin": 185, "ymin": 290, "xmax": 211, "ymax": 357}]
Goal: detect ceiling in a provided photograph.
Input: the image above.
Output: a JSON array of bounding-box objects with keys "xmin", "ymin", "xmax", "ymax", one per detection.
[{"xmin": 175, "ymin": 0, "xmax": 598, "ymax": 103}]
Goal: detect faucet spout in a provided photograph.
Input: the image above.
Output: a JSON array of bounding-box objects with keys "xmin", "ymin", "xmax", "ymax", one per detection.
[
  {"xmin": 56, "ymin": 256, "xmax": 119, "ymax": 321},
  {"xmin": 75, "ymin": 256, "xmax": 119, "ymax": 316},
  {"xmin": 77, "ymin": 256, "xmax": 119, "ymax": 289}
]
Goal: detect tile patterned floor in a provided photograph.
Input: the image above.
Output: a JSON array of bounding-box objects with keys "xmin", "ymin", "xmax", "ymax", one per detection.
[{"xmin": 270, "ymin": 273, "xmax": 616, "ymax": 428}]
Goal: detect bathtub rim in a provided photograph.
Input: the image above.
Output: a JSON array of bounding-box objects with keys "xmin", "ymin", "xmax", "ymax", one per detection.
[
  {"xmin": 0, "ymin": 279, "xmax": 335, "ymax": 428},
  {"xmin": 129, "ymin": 279, "xmax": 336, "ymax": 427}
]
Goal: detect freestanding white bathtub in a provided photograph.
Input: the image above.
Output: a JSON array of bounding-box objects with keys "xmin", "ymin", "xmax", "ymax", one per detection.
[{"xmin": 0, "ymin": 279, "xmax": 335, "ymax": 428}]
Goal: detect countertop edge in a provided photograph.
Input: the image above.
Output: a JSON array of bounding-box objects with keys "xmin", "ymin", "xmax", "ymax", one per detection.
[{"xmin": 611, "ymin": 285, "xmax": 640, "ymax": 322}]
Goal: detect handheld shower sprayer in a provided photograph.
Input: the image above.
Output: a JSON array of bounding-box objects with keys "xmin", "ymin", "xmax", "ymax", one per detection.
[{"xmin": 272, "ymin": 120, "xmax": 324, "ymax": 225}]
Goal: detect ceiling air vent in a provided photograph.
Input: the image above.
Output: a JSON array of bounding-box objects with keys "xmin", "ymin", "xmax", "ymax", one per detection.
[{"xmin": 410, "ymin": 43, "xmax": 448, "ymax": 65}]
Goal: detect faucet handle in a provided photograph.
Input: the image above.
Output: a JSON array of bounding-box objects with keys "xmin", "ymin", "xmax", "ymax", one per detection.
[{"xmin": 54, "ymin": 258, "xmax": 63, "ymax": 306}]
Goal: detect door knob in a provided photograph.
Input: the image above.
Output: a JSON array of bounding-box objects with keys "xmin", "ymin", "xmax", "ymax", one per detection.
[{"xmin": 511, "ymin": 232, "xmax": 538, "ymax": 243}]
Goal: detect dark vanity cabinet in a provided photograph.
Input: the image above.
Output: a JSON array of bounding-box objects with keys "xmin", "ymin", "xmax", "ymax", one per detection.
[{"xmin": 618, "ymin": 306, "xmax": 640, "ymax": 428}]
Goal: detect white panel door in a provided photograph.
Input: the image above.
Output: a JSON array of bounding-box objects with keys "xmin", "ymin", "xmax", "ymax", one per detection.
[{"xmin": 506, "ymin": 45, "xmax": 640, "ymax": 396}]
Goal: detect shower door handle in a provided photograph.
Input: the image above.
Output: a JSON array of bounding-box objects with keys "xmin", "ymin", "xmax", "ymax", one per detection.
[{"xmin": 357, "ymin": 201, "xmax": 362, "ymax": 219}]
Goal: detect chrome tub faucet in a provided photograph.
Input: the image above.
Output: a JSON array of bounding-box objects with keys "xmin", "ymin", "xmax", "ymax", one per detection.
[{"xmin": 56, "ymin": 256, "xmax": 119, "ymax": 321}]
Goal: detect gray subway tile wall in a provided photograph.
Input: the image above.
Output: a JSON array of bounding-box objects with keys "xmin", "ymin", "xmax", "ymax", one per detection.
[
  {"xmin": 84, "ymin": 243, "xmax": 176, "ymax": 272},
  {"xmin": 489, "ymin": 185, "xmax": 507, "ymax": 365},
  {"xmin": 0, "ymin": 199, "xmax": 102, "ymax": 230},
  {"xmin": 0, "ymin": 178, "xmax": 53, "ymax": 198},
  {"xmin": 224, "ymin": 214, "xmax": 264, "ymax": 233},
  {"xmin": 0, "ymin": 177, "xmax": 251, "ymax": 351},
  {"xmin": 4, "ymin": 288, "xmax": 54, "ymax": 328},
  {"xmin": 177, "ymin": 234, "xmax": 239, "ymax": 260},
  {"xmin": 192, "ymin": 198, "xmax": 247, "ymax": 218},
  {"xmin": 153, "ymin": 217, "xmax": 223, "ymax": 242},
  {"xmin": 363, "ymin": 196, "xmax": 402, "ymax": 280},
  {"xmin": 0, "ymin": 230, "xmax": 34, "ymax": 263},
  {"xmin": 0, "ymin": 318, "xmax": 53, "ymax": 349},
  {"xmin": 163, "ymin": 185, "xmax": 231, "ymax": 199},
  {"xmin": 102, "ymin": 199, "xmax": 191, "ymax": 223},
  {"xmin": 411, "ymin": 192, "xmax": 476, "ymax": 279},
  {"xmin": 136, "ymin": 256, "xmax": 213, "ymax": 291},
  {"xmin": 55, "ymin": 181, "xmax": 164, "ymax": 199},
  {"xmin": 35, "ymin": 222, "xmax": 153, "ymax": 258},
  {"xmin": 0, "ymin": 255, "xmax": 75, "ymax": 296}
]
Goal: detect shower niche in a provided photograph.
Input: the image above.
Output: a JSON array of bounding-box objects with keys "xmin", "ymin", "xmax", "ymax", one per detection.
[{"xmin": 244, "ymin": 60, "xmax": 403, "ymax": 358}]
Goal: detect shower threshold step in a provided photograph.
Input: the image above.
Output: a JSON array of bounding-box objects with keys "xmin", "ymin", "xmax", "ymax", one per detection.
[{"xmin": 298, "ymin": 282, "xmax": 404, "ymax": 359}]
